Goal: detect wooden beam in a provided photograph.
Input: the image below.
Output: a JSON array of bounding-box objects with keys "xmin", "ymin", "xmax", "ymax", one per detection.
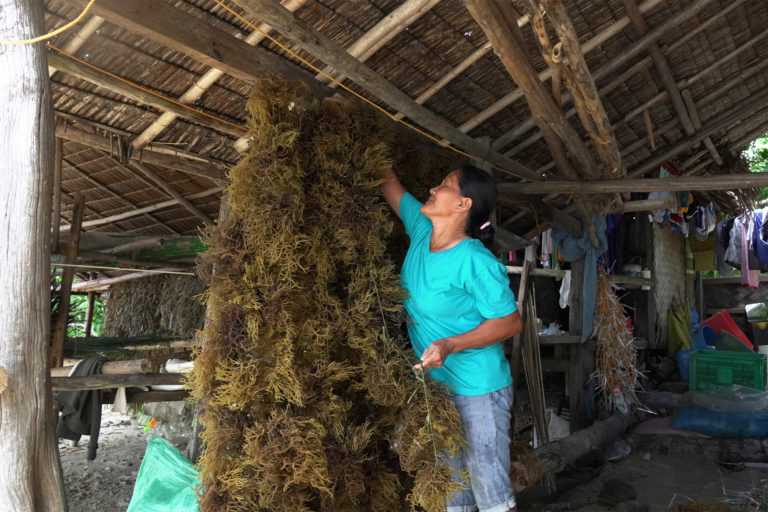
[
  {"xmin": 495, "ymin": 227, "xmax": 534, "ymax": 251},
  {"xmin": 492, "ymin": 0, "xmax": 719, "ymax": 149},
  {"xmin": 319, "ymin": 0, "xmax": 442, "ymax": 86},
  {"xmin": 61, "ymin": 155, "xmax": 179, "ymax": 236},
  {"xmin": 55, "ymin": 122, "xmax": 226, "ymax": 182},
  {"xmin": 627, "ymin": 86, "xmax": 768, "ymax": 178},
  {"xmin": 57, "ymin": 0, "xmax": 328, "ymax": 96},
  {"xmin": 537, "ymin": 0, "xmax": 624, "ymax": 177},
  {"xmin": 682, "ymin": 89, "xmax": 724, "ymax": 166},
  {"xmin": 125, "ymin": 161, "xmax": 213, "ymax": 225},
  {"xmin": 51, "ymin": 373, "xmax": 181, "ymax": 392},
  {"xmin": 60, "ymin": 186, "xmax": 223, "ymax": 232},
  {"xmin": 460, "ymin": 0, "xmax": 694, "ymax": 134},
  {"xmin": 47, "ymin": 51, "xmax": 245, "ymax": 139},
  {"xmin": 228, "ymin": 0, "xmax": 544, "ymax": 182},
  {"xmin": 621, "ymin": 0, "xmax": 696, "ymax": 135},
  {"xmin": 464, "ymin": 0, "xmax": 599, "ymax": 179},
  {"xmin": 505, "ymin": 193, "xmax": 582, "ymax": 237},
  {"xmin": 1, "ymin": 1, "xmax": 66, "ymax": 507},
  {"xmin": 502, "ymin": 173, "xmax": 768, "ymax": 195},
  {"xmin": 133, "ymin": 0, "xmax": 308, "ymax": 151},
  {"xmin": 50, "ymin": 358, "xmax": 152, "ymax": 377},
  {"xmin": 50, "ymin": 195, "xmax": 85, "ymax": 369}
]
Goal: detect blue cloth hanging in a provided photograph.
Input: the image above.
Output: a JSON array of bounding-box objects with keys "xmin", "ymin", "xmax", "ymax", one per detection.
[{"xmin": 552, "ymin": 215, "xmax": 608, "ymax": 342}]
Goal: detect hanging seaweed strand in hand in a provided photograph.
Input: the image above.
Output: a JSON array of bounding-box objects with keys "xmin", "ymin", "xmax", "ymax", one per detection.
[{"xmin": 187, "ymin": 77, "xmax": 464, "ymax": 512}]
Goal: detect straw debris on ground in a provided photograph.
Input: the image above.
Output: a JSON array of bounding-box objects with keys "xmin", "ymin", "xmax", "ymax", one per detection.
[{"xmin": 188, "ymin": 77, "xmax": 465, "ymax": 512}]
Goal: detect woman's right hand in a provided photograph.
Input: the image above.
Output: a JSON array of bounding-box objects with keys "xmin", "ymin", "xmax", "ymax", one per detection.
[{"xmin": 381, "ymin": 167, "xmax": 406, "ymax": 219}]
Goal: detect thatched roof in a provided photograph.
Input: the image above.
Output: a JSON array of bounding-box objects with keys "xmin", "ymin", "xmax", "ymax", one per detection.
[{"xmin": 44, "ymin": 0, "xmax": 768, "ymax": 247}]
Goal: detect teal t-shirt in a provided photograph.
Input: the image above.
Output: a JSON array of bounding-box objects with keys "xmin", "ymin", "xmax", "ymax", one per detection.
[{"xmin": 399, "ymin": 192, "xmax": 518, "ymax": 396}]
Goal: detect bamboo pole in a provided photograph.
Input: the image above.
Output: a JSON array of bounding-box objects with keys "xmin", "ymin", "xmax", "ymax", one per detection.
[
  {"xmin": 682, "ymin": 89, "xmax": 724, "ymax": 166},
  {"xmin": 50, "ymin": 195, "xmax": 85, "ymax": 369},
  {"xmin": 60, "ymin": 186, "xmax": 223, "ymax": 232},
  {"xmin": 47, "ymin": 15, "xmax": 104, "ymax": 77},
  {"xmin": 70, "ymin": 268, "xmax": 193, "ymax": 292},
  {"xmin": 125, "ymin": 161, "xmax": 213, "ymax": 225},
  {"xmin": 318, "ymin": 0, "xmax": 442, "ymax": 86}
]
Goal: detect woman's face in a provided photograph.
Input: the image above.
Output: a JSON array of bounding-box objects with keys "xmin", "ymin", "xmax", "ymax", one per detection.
[{"xmin": 420, "ymin": 170, "xmax": 469, "ymax": 219}]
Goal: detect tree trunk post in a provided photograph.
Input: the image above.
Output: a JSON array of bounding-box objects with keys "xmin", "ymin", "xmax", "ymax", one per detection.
[
  {"xmin": 0, "ymin": 0, "xmax": 67, "ymax": 509},
  {"xmin": 83, "ymin": 291, "xmax": 95, "ymax": 338}
]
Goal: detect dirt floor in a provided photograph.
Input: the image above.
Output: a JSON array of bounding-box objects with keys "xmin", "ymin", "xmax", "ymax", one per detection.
[
  {"xmin": 59, "ymin": 409, "xmax": 189, "ymax": 511},
  {"xmin": 60, "ymin": 410, "xmax": 768, "ymax": 512}
]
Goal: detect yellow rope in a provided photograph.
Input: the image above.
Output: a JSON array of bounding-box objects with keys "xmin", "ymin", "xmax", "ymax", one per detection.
[
  {"xmin": 47, "ymin": 44, "xmax": 245, "ymax": 132},
  {"xmin": 52, "ymin": 262, "xmax": 195, "ymax": 276},
  {"xmin": 0, "ymin": 0, "xmax": 96, "ymax": 45},
  {"xmin": 212, "ymin": 0, "xmax": 539, "ymax": 182}
]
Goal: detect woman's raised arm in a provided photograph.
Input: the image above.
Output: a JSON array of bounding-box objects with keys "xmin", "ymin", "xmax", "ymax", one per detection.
[{"xmin": 381, "ymin": 167, "xmax": 406, "ymax": 219}]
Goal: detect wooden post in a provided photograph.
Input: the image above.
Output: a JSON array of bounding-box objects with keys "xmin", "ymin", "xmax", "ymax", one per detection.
[
  {"xmin": 567, "ymin": 258, "xmax": 594, "ymax": 432},
  {"xmin": 83, "ymin": 291, "xmax": 95, "ymax": 338},
  {"xmin": 51, "ymin": 137, "xmax": 63, "ymax": 251},
  {"xmin": 50, "ymin": 194, "xmax": 85, "ymax": 368},
  {"xmin": 510, "ymin": 259, "xmax": 531, "ymax": 400},
  {"xmin": 0, "ymin": 0, "xmax": 66, "ymax": 510}
]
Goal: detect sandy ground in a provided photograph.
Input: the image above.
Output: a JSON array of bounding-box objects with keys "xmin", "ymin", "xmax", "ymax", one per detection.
[
  {"xmin": 59, "ymin": 409, "xmax": 189, "ymax": 512},
  {"xmin": 60, "ymin": 410, "xmax": 768, "ymax": 512}
]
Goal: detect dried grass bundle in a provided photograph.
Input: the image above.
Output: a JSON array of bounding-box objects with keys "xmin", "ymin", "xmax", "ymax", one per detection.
[
  {"xmin": 188, "ymin": 77, "xmax": 464, "ymax": 512},
  {"xmin": 592, "ymin": 268, "xmax": 642, "ymax": 413},
  {"xmin": 102, "ymin": 275, "xmax": 206, "ymax": 338}
]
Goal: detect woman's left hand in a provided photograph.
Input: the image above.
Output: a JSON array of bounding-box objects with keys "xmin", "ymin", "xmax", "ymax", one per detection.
[{"xmin": 415, "ymin": 338, "xmax": 454, "ymax": 369}]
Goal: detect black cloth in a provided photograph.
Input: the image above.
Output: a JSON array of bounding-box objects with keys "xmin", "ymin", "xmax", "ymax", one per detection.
[{"xmin": 56, "ymin": 356, "xmax": 107, "ymax": 460}]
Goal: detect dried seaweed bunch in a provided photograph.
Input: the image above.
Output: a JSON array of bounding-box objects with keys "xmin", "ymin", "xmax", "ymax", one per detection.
[
  {"xmin": 188, "ymin": 77, "xmax": 464, "ymax": 512},
  {"xmin": 103, "ymin": 275, "xmax": 206, "ymax": 338},
  {"xmin": 592, "ymin": 268, "xmax": 642, "ymax": 413}
]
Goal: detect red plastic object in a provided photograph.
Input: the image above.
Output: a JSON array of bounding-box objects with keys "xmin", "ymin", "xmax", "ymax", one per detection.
[{"xmin": 701, "ymin": 310, "xmax": 754, "ymax": 350}]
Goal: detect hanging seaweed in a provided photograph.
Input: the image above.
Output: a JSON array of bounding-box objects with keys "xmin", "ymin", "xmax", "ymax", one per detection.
[
  {"xmin": 187, "ymin": 77, "xmax": 465, "ymax": 512},
  {"xmin": 592, "ymin": 268, "xmax": 643, "ymax": 413}
]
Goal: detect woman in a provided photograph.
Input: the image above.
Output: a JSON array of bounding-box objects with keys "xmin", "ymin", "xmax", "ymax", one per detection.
[{"xmin": 381, "ymin": 163, "xmax": 523, "ymax": 512}]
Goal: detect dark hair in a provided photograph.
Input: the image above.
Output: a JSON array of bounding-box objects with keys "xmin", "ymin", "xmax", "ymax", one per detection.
[{"xmin": 457, "ymin": 163, "xmax": 497, "ymax": 250}]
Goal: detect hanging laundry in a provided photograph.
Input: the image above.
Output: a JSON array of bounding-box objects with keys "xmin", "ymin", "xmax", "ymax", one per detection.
[
  {"xmin": 715, "ymin": 218, "xmax": 735, "ymax": 276},
  {"xmin": 677, "ymin": 191, "xmax": 693, "ymax": 213},
  {"xmin": 724, "ymin": 216, "xmax": 743, "ymax": 268},
  {"xmin": 741, "ymin": 218, "xmax": 760, "ymax": 289},
  {"xmin": 688, "ymin": 233, "xmax": 715, "ymax": 271},
  {"xmin": 540, "ymin": 229, "xmax": 553, "ymax": 268},
  {"xmin": 753, "ymin": 208, "xmax": 768, "ymax": 264},
  {"xmin": 558, "ymin": 270, "xmax": 571, "ymax": 309},
  {"xmin": 694, "ymin": 203, "xmax": 717, "ymax": 241}
]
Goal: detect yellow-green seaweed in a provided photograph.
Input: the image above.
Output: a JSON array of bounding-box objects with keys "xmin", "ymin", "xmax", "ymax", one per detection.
[{"xmin": 188, "ymin": 77, "xmax": 466, "ymax": 512}]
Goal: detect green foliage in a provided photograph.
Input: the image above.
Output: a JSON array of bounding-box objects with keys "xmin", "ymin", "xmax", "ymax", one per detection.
[
  {"xmin": 743, "ymin": 135, "xmax": 768, "ymax": 202},
  {"xmin": 66, "ymin": 294, "xmax": 104, "ymax": 337},
  {"xmin": 188, "ymin": 78, "xmax": 465, "ymax": 512}
]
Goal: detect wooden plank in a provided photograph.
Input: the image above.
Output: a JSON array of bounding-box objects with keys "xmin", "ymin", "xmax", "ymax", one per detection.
[
  {"xmin": 70, "ymin": 268, "xmax": 193, "ymax": 293},
  {"xmin": 47, "ymin": 51, "xmax": 244, "ymax": 138},
  {"xmin": 50, "ymin": 195, "xmax": 85, "ymax": 369},
  {"xmin": 229, "ymin": 0, "xmax": 544, "ymax": 182},
  {"xmin": 100, "ymin": 390, "xmax": 189, "ymax": 404},
  {"xmin": 51, "ymin": 373, "xmax": 181, "ymax": 392},
  {"xmin": 55, "ymin": 122, "xmax": 226, "ymax": 182},
  {"xmin": 50, "ymin": 358, "xmax": 152, "ymax": 377},
  {"xmin": 501, "ymin": 171, "xmax": 768, "ymax": 195},
  {"xmin": 510, "ymin": 259, "xmax": 531, "ymax": 400}
]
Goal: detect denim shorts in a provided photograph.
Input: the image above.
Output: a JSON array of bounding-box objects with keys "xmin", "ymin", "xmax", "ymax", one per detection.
[{"xmin": 445, "ymin": 384, "xmax": 515, "ymax": 512}]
